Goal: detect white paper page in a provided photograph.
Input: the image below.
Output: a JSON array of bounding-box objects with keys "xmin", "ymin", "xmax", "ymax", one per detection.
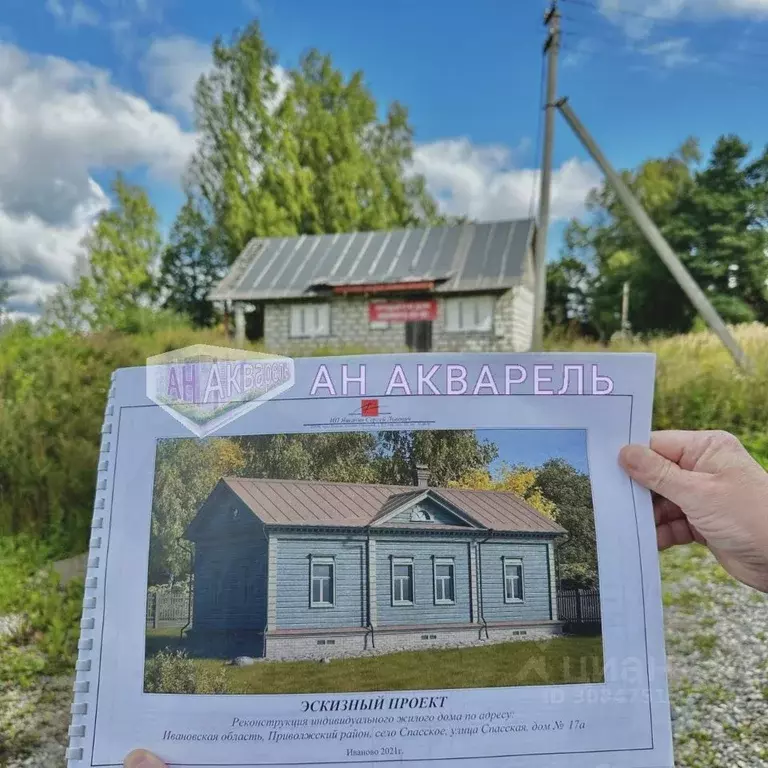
[{"xmin": 67, "ymin": 352, "xmax": 672, "ymax": 768}]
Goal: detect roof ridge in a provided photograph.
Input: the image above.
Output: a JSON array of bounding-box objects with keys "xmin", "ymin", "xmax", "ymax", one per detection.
[{"xmin": 223, "ymin": 476, "xmax": 541, "ymax": 497}]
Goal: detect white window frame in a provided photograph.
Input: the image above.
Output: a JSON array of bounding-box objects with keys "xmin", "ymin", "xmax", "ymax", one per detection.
[
  {"xmin": 391, "ymin": 558, "xmax": 414, "ymax": 606},
  {"xmin": 503, "ymin": 557, "xmax": 524, "ymax": 604},
  {"xmin": 289, "ymin": 303, "xmax": 331, "ymax": 339},
  {"xmin": 444, "ymin": 296, "xmax": 495, "ymax": 333},
  {"xmin": 309, "ymin": 556, "xmax": 335, "ymax": 608},
  {"xmin": 433, "ymin": 558, "xmax": 456, "ymax": 605}
]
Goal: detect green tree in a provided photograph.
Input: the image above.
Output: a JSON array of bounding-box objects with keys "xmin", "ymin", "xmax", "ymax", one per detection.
[
  {"xmin": 535, "ymin": 458, "xmax": 597, "ymax": 587},
  {"xmin": 150, "ymin": 438, "xmax": 247, "ymax": 584},
  {"xmin": 186, "ymin": 21, "xmax": 440, "ymax": 266},
  {"xmin": 545, "ymin": 255, "xmax": 592, "ymax": 335},
  {"xmin": 448, "ymin": 465, "xmax": 557, "ymax": 519},
  {"xmin": 285, "ymin": 52, "xmax": 439, "ymax": 233},
  {"xmin": 374, "ymin": 431, "xmax": 498, "ymax": 487},
  {"xmin": 672, "ymin": 135, "xmax": 768, "ymax": 324},
  {"xmin": 0, "ymin": 281, "xmax": 10, "ymax": 325},
  {"xmin": 563, "ymin": 135, "xmax": 768, "ymax": 337},
  {"xmin": 158, "ymin": 198, "xmax": 224, "ymax": 327},
  {"xmin": 44, "ymin": 175, "xmax": 162, "ymax": 332}
]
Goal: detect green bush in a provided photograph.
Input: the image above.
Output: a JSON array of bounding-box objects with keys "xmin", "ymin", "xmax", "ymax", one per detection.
[
  {"xmin": 0, "ymin": 536, "xmax": 83, "ymax": 687},
  {"xmin": 143, "ymin": 650, "xmax": 230, "ymax": 694},
  {"xmin": 0, "ymin": 323, "xmax": 251, "ymax": 555}
]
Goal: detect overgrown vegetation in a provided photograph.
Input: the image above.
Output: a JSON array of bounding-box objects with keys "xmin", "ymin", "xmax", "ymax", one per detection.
[
  {"xmin": 0, "ymin": 538, "xmax": 83, "ymax": 688},
  {"xmin": 4, "ymin": 322, "xmax": 768, "ymax": 559},
  {"xmin": 143, "ymin": 650, "xmax": 231, "ymax": 695}
]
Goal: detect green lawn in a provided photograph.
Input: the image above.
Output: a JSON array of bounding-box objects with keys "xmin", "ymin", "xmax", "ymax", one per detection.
[
  {"xmin": 148, "ymin": 635, "xmax": 604, "ymax": 695},
  {"xmin": 145, "ymin": 626, "xmax": 187, "ymax": 656}
]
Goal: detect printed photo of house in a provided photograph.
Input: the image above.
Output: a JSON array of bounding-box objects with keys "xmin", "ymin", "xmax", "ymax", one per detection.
[
  {"xmin": 143, "ymin": 428, "xmax": 603, "ymax": 695},
  {"xmin": 184, "ymin": 468, "xmax": 565, "ymax": 660}
]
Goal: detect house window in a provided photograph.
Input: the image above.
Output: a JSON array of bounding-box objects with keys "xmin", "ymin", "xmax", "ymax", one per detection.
[
  {"xmin": 310, "ymin": 557, "xmax": 335, "ymax": 607},
  {"xmin": 391, "ymin": 558, "xmax": 414, "ymax": 605},
  {"xmin": 433, "ymin": 559, "xmax": 455, "ymax": 605},
  {"xmin": 444, "ymin": 296, "xmax": 494, "ymax": 333},
  {"xmin": 290, "ymin": 304, "xmax": 331, "ymax": 338},
  {"xmin": 503, "ymin": 558, "xmax": 524, "ymax": 603}
]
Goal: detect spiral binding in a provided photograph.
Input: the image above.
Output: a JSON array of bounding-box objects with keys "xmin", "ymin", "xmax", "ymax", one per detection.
[{"xmin": 65, "ymin": 373, "xmax": 116, "ymax": 764}]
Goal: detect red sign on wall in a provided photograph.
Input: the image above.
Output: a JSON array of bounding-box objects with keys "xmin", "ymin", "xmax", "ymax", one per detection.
[{"xmin": 369, "ymin": 300, "xmax": 437, "ymax": 323}]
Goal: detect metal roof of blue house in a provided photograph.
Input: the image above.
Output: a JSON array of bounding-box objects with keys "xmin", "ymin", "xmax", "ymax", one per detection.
[{"xmin": 209, "ymin": 219, "xmax": 536, "ymax": 301}]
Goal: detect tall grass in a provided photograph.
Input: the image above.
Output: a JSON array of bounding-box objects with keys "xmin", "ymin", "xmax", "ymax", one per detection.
[
  {"xmin": 547, "ymin": 323, "xmax": 768, "ymax": 433},
  {"xmin": 2, "ymin": 321, "xmax": 767, "ymax": 556}
]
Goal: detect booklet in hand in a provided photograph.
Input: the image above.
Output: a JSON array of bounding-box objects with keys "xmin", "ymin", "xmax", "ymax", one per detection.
[{"xmin": 66, "ymin": 352, "xmax": 672, "ymax": 768}]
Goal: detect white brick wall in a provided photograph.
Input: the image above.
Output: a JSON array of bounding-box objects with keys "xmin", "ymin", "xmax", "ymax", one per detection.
[{"xmin": 263, "ymin": 288, "xmax": 534, "ymax": 355}]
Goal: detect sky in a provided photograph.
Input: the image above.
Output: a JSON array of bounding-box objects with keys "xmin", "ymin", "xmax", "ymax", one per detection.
[
  {"xmin": 1, "ymin": 0, "xmax": 767, "ymax": 318},
  {"xmin": 476, "ymin": 428, "xmax": 589, "ymax": 475}
]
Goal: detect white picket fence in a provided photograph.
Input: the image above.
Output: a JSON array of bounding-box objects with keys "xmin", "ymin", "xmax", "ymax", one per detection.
[{"xmin": 146, "ymin": 591, "xmax": 192, "ymax": 629}]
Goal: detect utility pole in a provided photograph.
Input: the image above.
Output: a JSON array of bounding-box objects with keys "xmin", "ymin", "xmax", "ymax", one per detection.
[
  {"xmin": 532, "ymin": 2, "xmax": 561, "ymax": 351},
  {"xmin": 621, "ymin": 280, "xmax": 631, "ymax": 338},
  {"xmin": 557, "ymin": 98, "xmax": 751, "ymax": 371}
]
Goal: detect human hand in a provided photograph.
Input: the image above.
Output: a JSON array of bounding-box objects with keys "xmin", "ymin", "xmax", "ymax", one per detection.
[
  {"xmin": 124, "ymin": 750, "xmax": 166, "ymax": 768},
  {"xmin": 619, "ymin": 430, "xmax": 768, "ymax": 593}
]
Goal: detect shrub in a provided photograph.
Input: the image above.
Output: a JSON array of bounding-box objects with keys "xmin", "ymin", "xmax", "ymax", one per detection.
[
  {"xmin": 143, "ymin": 650, "xmax": 230, "ymax": 694},
  {"xmin": 0, "ymin": 536, "xmax": 83, "ymax": 687}
]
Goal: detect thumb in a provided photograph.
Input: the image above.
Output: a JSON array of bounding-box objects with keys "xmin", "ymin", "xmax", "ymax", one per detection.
[
  {"xmin": 124, "ymin": 750, "xmax": 166, "ymax": 768},
  {"xmin": 619, "ymin": 444, "xmax": 695, "ymax": 503}
]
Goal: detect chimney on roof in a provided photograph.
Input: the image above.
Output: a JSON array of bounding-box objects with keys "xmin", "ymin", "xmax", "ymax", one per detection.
[{"xmin": 415, "ymin": 464, "xmax": 430, "ymax": 488}]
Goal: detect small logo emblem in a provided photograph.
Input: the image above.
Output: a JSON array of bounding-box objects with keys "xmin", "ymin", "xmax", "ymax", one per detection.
[
  {"xmin": 361, "ymin": 399, "xmax": 379, "ymax": 417},
  {"xmin": 146, "ymin": 345, "xmax": 295, "ymax": 437}
]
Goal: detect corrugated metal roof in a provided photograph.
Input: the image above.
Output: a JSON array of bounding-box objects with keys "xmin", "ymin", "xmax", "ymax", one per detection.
[
  {"xmin": 209, "ymin": 219, "xmax": 536, "ymax": 301},
  {"xmin": 217, "ymin": 477, "xmax": 564, "ymax": 535}
]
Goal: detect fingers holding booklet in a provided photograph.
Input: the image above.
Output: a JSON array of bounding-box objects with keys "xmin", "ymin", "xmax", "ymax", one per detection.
[{"xmin": 70, "ymin": 353, "xmax": 676, "ymax": 768}]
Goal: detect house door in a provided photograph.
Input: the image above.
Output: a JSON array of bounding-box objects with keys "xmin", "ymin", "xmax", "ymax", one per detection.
[{"xmin": 405, "ymin": 321, "xmax": 433, "ymax": 352}]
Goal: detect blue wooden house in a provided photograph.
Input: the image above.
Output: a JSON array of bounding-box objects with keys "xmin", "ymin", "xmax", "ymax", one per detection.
[{"xmin": 184, "ymin": 467, "xmax": 567, "ymax": 659}]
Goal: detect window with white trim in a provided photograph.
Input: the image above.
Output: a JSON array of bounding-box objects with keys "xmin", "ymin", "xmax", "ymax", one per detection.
[
  {"xmin": 391, "ymin": 558, "xmax": 414, "ymax": 605},
  {"xmin": 503, "ymin": 558, "xmax": 524, "ymax": 603},
  {"xmin": 444, "ymin": 296, "xmax": 494, "ymax": 333},
  {"xmin": 310, "ymin": 557, "xmax": 335, "ymax": 607},
  {"xmin": 290, "ymin": 304, "xmax": 331, "ymax": 338},
  {"xmin": 433, "ymin": 558, "xmax": 455, "ymax": 604}
]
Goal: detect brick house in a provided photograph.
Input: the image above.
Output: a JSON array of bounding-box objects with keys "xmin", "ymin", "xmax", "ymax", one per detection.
[
  {"xmin": 208, "ymin": 219, "xmax": 538, "ymax": 354},
  {"xmin": 183, "ymin": 468, "xmax": 565, "ymax": 660}
]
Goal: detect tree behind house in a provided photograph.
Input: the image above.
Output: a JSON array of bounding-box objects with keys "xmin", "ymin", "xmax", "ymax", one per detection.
[{"xmin": 44, "ymin": 175, "xmax": 162, "ymax": 333}]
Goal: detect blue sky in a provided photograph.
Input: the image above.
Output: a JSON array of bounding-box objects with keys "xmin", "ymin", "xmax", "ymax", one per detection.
[
  {"xmin": 1, "ymin": 0, "xmax": 767, "ymax": 316},
  {"xmin": 477, "ymin": 428, "xmax": 589, "ymax": 475}
]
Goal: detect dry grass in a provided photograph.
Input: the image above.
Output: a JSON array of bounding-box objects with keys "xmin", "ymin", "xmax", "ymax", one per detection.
[{"xmin": 547, "ymin": 323, "xmax": 768, "ymax": 435}]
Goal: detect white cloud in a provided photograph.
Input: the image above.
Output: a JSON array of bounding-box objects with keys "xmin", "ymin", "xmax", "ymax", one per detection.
[
  {"xmin": 598, "ymin": 0, "xmax": 768, "ymax": 39},
  {"xmin": 0, "ymin": 42, "xmax": 197, "ymax": 311},
  {"xmin": 140, "ymin": 35, "xmax": 211, "ymax": 116},
  {"xmin": 412, "ymin": 138, "xmax": 601, "ymax": 223},
  {"xmin": 140, "ymin": 35, "xmax": 290, "ymax": 118},
  {"xmin": 45, "ymin": 0, "xmax": 101, "ymax": 27},
  {"xmin": 641, "ymin": 36, "xmax": 699, "ymax": 67}
]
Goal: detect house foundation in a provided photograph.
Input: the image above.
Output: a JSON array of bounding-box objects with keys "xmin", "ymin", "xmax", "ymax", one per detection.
[{"xmin": 264, "ymin": 620, "xmax": 564, "ymax": 661}]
